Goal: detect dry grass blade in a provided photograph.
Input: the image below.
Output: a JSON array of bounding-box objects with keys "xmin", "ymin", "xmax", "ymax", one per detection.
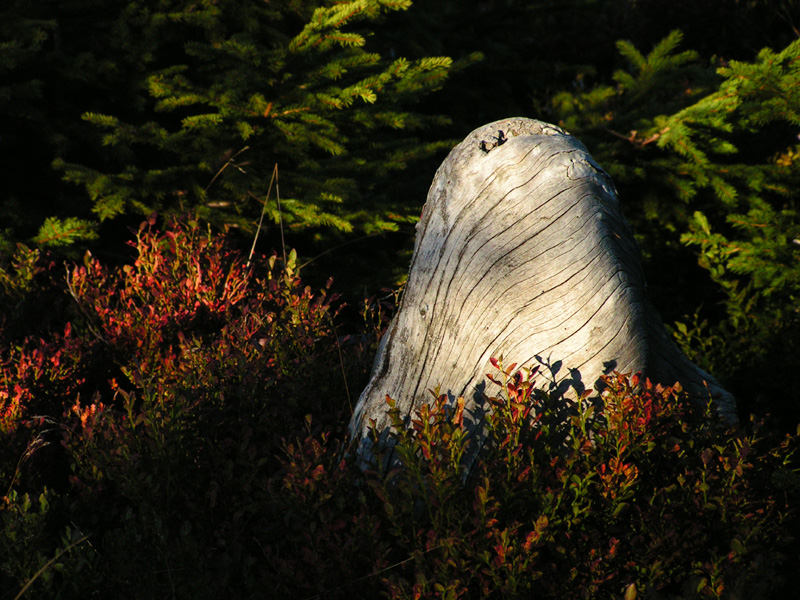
[
  {"xmin": 13, "ymin": 535, "xmax": 90, "ymax": 600},
  {"xmin": 248, "ymin": 163, "xmax": 282, "ymax": 268}
]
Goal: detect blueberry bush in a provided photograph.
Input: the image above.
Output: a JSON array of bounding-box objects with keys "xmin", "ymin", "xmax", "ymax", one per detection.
[{"xmin": 1, "ymin": 219, "xmax": 798, "ymax": 599}]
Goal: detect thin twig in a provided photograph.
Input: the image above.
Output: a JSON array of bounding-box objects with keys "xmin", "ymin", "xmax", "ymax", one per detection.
[
  {"xmin": 13, "ymin": 535, "xmax": 90, "ymax": 600},
  {"xmin": 275, "ymin": 165, "xmax": 286, "ymax": 266},
  {"xmin": 4, "ymin": 436, "xmax": 47, "ymax": 501},
  {"xmin": 327, "ymin": 312, "xmax": 352, "ymax": 416},
  {"xmin": 298, "ymin": 230, "xmax": 411, "ymax": 271},
  {"xmin": 300, "ymin": 543, "xmax": 447, "ymax": 600},
  {"xmin": 603, "ymin": 126, "xmax": 664, "ymax": 148},
  {"xmin": 64, "ymin": 265, "xmax": 108, "ymax": 344},
  {"xmin": 204, "ymin": 146, "xmax": 250, "ymax": 192},
  {"xmin": 247, "ymin": 163, "xmax": 279, "ymax": 268}
]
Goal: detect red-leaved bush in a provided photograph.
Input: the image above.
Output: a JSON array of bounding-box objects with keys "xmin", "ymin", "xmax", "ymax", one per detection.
[
  {"xmin": 1, "ymin": 217, "xmax": 371, "ymax": 597},
  {"xmin": 341, "ymin": 362, "xmax": 798, "ymax": 600},
  {"xmin": 1, "ymin": 218, "xmax": 798, "ymax": 599}
]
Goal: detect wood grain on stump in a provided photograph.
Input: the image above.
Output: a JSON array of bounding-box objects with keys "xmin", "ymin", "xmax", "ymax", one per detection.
[{"xmin": 349, "ymin": 118, "xmax": 736, "ymax": 464}]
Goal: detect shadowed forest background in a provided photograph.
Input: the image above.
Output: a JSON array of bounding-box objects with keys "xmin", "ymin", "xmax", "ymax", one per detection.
[{"xmin": 2, "ymin": 1, "xmax": 800, "ymax": 598}]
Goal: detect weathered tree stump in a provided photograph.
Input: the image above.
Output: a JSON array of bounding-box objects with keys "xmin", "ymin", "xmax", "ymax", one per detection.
[{"xmin": 349, "ymin": 118, "xmax": 736, "ymax": 464}]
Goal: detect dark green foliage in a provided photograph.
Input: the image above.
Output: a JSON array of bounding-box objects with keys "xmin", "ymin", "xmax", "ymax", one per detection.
[
  {"xmin": 551, "ymin": 31, "xmax": 800, "ymax": 245},
  {"xmin": 1, "ymin": 0, "xmax": 459, "ymax": 250},
  {"xmin": 549, "ymin": 30, "xmax": 800, "ymax": 424},
  {"xmin": 0, "ymin": 2, "xmax": 52, "ymax": 125}
]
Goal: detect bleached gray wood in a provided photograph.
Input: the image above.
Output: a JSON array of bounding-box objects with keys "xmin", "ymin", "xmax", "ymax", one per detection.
[{"xmin": 349, "ymin": 118, "xmax": 736, "ymax": 464}]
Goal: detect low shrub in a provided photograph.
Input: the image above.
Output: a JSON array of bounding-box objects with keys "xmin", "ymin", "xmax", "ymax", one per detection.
[
  {"xmin": 1, "ymin": 219, "xmax": 797, "ymax": 599},
  {"xmin": 1, "ymin": 217, "xmax": 372, "ymax": 597},
  {"xmin": 267, "ymin": 361, "xmax": 799, "ymax": 600}
]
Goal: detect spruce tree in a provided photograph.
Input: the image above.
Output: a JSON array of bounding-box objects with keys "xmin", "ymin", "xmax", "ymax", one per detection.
[
  {"xmin": 49, "ymin": 0, "xmax": 457, "ymax": 243},
  {"xmin": 551, "ymin": 31, "xmax": 800, "ymax": 422},
  {"xmin": 0, "ymin": 2, "xmax": 100, "ymax": 250}
]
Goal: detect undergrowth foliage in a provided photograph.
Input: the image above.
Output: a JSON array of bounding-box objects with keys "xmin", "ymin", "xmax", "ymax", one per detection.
[
  {"xmin": 357, "ymin": 361, "xmax": 799, "ymax": 599},
  {"xmin": 0, "ymin": 220, "xmax": 798, "ymax": 599},
  {"xmin": 0, "ymin": 217, "xmax": 370, "ymax": 597}
]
